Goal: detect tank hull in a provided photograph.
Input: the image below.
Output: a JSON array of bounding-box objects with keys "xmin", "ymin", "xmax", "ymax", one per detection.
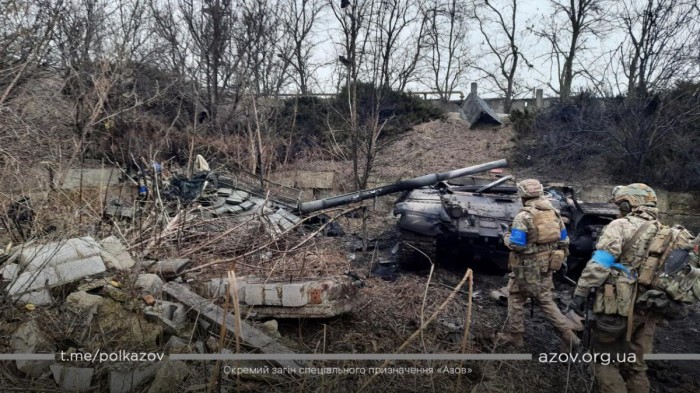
[{"xmin": 394, "ymin": 181, "xmax": 619, "ymax": 275}]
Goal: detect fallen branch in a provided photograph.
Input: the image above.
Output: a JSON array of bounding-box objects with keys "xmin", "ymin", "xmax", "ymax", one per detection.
[{"xmin": 182, "ymin": 206, "xmax": 360, "ymax": 274}]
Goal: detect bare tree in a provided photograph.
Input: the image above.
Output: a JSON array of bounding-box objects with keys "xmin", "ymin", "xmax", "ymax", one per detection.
[
  {"xmin": 532, "ymin": 0, "xmax": 609, "ymax": 101},
  {"xmin": 0, "ymin": 0, "xmax": 61, "ymax": 105},
  {"xmin": 237, "ymin": 0, "xmax": 293, "ymax": 96},
  {"xmin": 422, "ymin": 0, "xmax": 470, "ymax": 102},
  {"xmin": 329, "ymin": 0, "xmax": 378, "ymax": 190},
  {"xmin": 178, "ymin": 0, "xmax": 240, "ymax": 131},
  {"xmin": 472, "ymin": 0, "xmax": 523, "ymax": 112},
  {"xmin": 278, "ymin": 0, "xmax": 326, "ymax": 94},
  {"xmin": 373, "ymin": 0, "xmax": 426, "ymax": 90},
  {"xmin": 615, "ymin": 0, "xmax": 699, "ymax": 98}
]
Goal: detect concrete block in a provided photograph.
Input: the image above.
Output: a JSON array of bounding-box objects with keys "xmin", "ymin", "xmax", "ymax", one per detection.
[
  {"xmin": 207, "ymin": 277, "xmax": 246, "ymax": 302},
  {"xmin": 2, "ymin": 263, "xmax": 20, "ymax": 280},
  {"xmin": 20, "ymin": 237, "xmax": 101, "ymax": 270},
  {"xmin": 10, "ymin": 319, "xmax": 54, "ymax": 378},
  {"xmin": 66, "ymin": 291, "xmax": 104, "ymax": 310},
  {"xmin": 144, "ymin": 301, "xmax": 188, "ymax": 335},
  {"xmin": 245, "ymin": 283, "xmax": 264, "ymax": 306},
  {"xmin": 296, "ymin": 171, "xmax": 334, "ymax": 190},
  {"xmin": 135, "ymin": 274, "xmax": 164, "ymax": 294},
  {"xmin": 109, "ymin": 363, "xmax": 161, "ymax": 393},
  {"xmin": 54, "ymin": 255, "xmax": 106, "ymax": 283},
  {"xmin": 282, "ymin": 283, "xmax": 308, "ymax": 307},
  {"xmin": 263, "ymin": 284, "xmax": 282, "ymax": 306},
  {"xmin": 7, "ymin": 269, "xmax": 57, "ymax": 295},
  {"xmin": 61, "ymin": 168, "xmax": 120, "ymax": 189},
  {"xmin": 17, "ymin": 289, "xmax": 53, "ymax": 306},
  {"xmin": 51, "ymin": 364, "xmax": 94, "ymax": 392},
  {"xmin": 100, "ymin": 236, "xmax": 135, "ymax": 270}
]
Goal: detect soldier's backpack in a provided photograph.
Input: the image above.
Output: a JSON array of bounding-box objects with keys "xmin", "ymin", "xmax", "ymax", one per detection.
[{"xmin": 634, "ymin": 224, "xmax": 699, "ymax": 313}]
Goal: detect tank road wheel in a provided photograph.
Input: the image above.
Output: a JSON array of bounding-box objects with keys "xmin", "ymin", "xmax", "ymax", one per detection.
[{"xmin": 397, "ymin": 230, "xmax": 437, "ymax": 270}]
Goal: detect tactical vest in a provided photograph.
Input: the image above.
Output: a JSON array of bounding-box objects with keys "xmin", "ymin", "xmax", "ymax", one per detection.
[
  {"xmin": 593, "ymin": 220, "xmax": 698, "ymax": 318},
  {"xmin": 509, "ymin": 206, "xmax": 566, "ymax": 297},
  {"xmin": 521, "ymin": 206, "xmax": 561, "ymax": 245}
]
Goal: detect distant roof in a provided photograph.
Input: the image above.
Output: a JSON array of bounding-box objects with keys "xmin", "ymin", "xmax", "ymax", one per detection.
[{"xmin": 461, "ymin": 93, "xmax": 503, "ymax": 128}]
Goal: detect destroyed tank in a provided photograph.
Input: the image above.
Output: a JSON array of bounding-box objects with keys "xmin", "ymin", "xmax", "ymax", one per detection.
[
  {"xmin": 392, "ymin": 175, "xmax": 620, "ymax": 273},
  {"xmin": 296, "ymin": 159, "xmax": 619, "ymax": 275}
]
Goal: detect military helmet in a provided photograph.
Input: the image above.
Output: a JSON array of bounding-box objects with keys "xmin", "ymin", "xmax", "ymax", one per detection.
[
  {"xmin": 610, "ymin": 183, "xmax": 657, "ymax": 207},
  {"xmin": 516, "ymin": 179, "xmax": 543, "ymax": 198}
]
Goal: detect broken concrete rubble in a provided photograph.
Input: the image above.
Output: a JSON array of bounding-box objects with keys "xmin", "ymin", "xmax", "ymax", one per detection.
[
  {"xmin": 146, "ymin": 361, "xmax": 190, "ymax": 393},
  {"xmin": 66, "ymin": 291, "xmax": 104, "ymax": 310},
  {"xmin": 10, "ymin": 319, "xmax": 54, "ymax": 378},
  {"xmin": 238, "ymin": 276, "xmax": 361, "ymax": 318},
  {"xmin": 143, "ymin": 300, "xmax": 189, "ymax": 335},
  {"xmin": 162, "ymin": 282, "xmax": 306, "ymax": 371},
  {"xmin": 100, "ymin": 235, "xmax": 136, "ymax": 270},
  {"xmin": 165, "ymin": 336, "xmax": 190, "ymax": 353},
  {"xmin": 2, "ymin": 236, "xmax": 134, "ymax": 305},
  {"xmin": 135, "ymin": 273, "xmax": 164, "ymax": 294},
  {"xmin": 50, "ymin": 364, "xmax": 94, "ymax": 392},
  {"xmin": 109, "ymin": 362, "xmax": 162, "ymax": 393}
]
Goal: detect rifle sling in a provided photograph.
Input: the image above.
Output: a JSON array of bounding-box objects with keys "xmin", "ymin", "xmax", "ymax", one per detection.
[{"xmin": 622, "ymin": 221, "xmax": 654, "ymax": 261}]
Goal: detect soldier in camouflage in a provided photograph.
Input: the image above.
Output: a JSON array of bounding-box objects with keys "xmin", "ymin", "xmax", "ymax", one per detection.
[
  {"xmin": 497, "ymin": 179, "xmax": 579, "ymax": 348},
  {"xmin": 570, "ymin": 183, "xmax": 662, "ymax": 393}
]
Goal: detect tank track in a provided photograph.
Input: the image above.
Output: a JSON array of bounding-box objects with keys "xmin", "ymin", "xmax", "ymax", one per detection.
[{"xmin": 397, "ymin": 230, "xmax": 437, "ymax": 270}]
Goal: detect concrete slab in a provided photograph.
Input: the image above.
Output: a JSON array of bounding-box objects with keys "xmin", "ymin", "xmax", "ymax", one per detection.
[
  {"xmin": 54, "ymin": 255, "xmax": 106, "ymax": 283},
  {"xmin": 100, "ymin": 236, "xmax": 135, "ymax": 270},
  {"xmin": 282, "ymin": 283, "xmax": 308, "ymax": 307},
  {"xmin": 10, "ymin": 319, "xmax": 54, "ymax": 378},
  {"xmin": 51, "ymin": 364, "xmax": 94, "ymax": 392},
  {"xmin": 244, "ymin": 283, "xmax": 264, "ymax": 306},
  {"xmin": 61, "ymin": 168, "xmax": 120, "ymax": 189},
  {"xmin": 296, "ymin": 171, "xmax": 334, "ymax": 190},
  {"xmin": 263, "ymin": 285, "xmax": 282, "ymax": 306},
  {"xmin": 17, "ymin": 289, "xmax": 53, "ymax": 306},
  {"xmin": 109, "ymin": 363, "xmax": 161, "ymax": 393},
  {"xmin": 19, "ymin": 237, "xmax": 101, "ymax": 270},
  {"xmin": 2, "ymin": 263, "xmax": 20, "ymax": 280}
]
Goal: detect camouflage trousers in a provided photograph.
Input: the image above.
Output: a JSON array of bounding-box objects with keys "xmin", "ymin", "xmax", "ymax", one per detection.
[
  {"xmin": 505, "ymin": 272, "xmax": 577, "ymax": 345},
  {"xmin": 593, "ymin": 311, "xmax": 662, "ymax": 393}
]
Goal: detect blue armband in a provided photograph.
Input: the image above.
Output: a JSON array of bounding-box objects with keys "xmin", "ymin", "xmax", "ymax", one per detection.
[
  {"xmin": 591, "ymin": 250, "xmax": 616, "ymax": 267},
  {"xmin": 560, "ymin": 228, "xmax": 568, "ymax": 241},
  {"xmin": 509, "ymin": 228, "xmax": 527, "ymax": 246},
  {"xmin": 591, "ymin": 250, "xmax": 631, "ymax": 276}
]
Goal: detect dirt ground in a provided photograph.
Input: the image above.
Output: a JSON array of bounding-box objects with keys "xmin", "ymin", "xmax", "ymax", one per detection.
[
  {"xmin": 275, "ymin": 116, "xmax": 700, "ymax": 392},
  {"xmin": 1, "ymin": 114, "xmax": 699, "ymax": 392}
]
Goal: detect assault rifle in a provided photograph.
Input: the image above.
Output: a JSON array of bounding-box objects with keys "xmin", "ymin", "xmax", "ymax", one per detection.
[{"xmin": 581, "ymin": 287, "xmax": 597, "ymax": 351}]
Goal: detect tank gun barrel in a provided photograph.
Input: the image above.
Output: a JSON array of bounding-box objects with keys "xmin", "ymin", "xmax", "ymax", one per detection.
[{"xmin": 296, "ymin": 159, "xmax": 508, "ymax": 214}]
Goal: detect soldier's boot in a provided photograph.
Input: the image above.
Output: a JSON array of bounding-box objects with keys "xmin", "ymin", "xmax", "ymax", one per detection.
[{"xmin": 494, "ymin": 332, "xmax": 524, "ymax": 348}]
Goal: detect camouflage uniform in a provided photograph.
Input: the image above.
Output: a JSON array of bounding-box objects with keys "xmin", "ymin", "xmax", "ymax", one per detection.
[
  {"xmin": 573, "ymin": 184, "xmax": 662, "ymax": 393},
  {"xmin": 499, "ymin": 179, "xmax": 577, "ymax": 348}
]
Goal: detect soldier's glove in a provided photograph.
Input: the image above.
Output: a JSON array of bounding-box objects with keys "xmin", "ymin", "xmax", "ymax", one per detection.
[
  {"xmin": 498, "ymin": 223, "xmax": 509, "ymax": 238},
  {"xmin": 568, "ymin": 295, "xmax": 586, "ymax": 316}
]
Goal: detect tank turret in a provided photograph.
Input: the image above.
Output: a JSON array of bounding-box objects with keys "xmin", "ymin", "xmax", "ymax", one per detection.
[{"xmin": 296, "ymin": 159, "xmax": 508, "ymax": 214}]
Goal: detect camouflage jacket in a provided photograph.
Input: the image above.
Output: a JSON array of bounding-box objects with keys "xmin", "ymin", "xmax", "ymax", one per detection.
[
  {"xmin": 574, "ymin": 206, "xmax": 659, "ymax": 298},
  {"xmin": 504, "ymin": 197, "xmax": 569, "ymax": 256}
]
